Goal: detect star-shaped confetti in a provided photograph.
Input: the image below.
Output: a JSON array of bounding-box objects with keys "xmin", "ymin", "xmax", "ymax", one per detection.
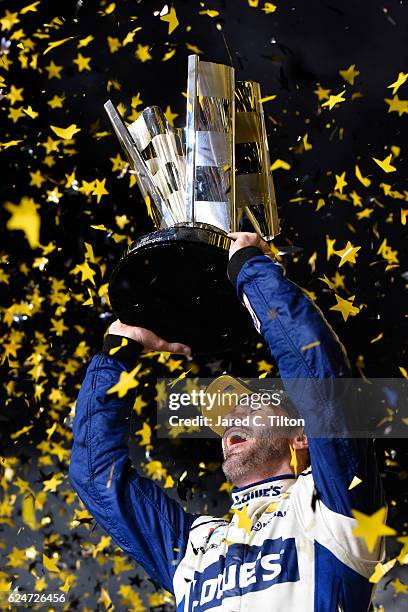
[
  {"xmin": 92, "ymin": 178, "xmax": 109, "ymax": 203},
  {"xmin": 330, "ymin": 294, "xmax": 360, "ymax": 321},
  {"xmin": 334, "ymin": 241, "xmax": 361, "ymax": 267},
  {"xmin": 339, "ymin": 64, "xmax": 360, "ymax": 85},
  {"xmin": 233, "ymin": 504, "xmax": 253, "ymax": 535},
  {"xmin": 4, "ymin": 197, "xmax": 40, "ymax": 248},
  {"xmin": 107, "ymin": 364, "xmax": 141, "ymax": 398},
  {"xmin": 372, "ymin": 153, "xmax": 397, "ymax": 173},
  {"xmin": 322, "ymin": 90, "xmax": 346, "ymax": 110},
  {"xmin": 387, "ymin": 72, "xmax": 408, "ymax": 95},
  {"xmin": 384, "ymin": 95, "xmax": 408, "ymax": 116},
  {"xmin": 334, "ymin": 171, "xmax": 347, "ymax": 193},
  {"xmin": 160, "ymin": 6, "xmax": 179, "ymax": 34},
  {"xmin": 352, "ymin": 506, "xmax": 396, "ymax": 552}
]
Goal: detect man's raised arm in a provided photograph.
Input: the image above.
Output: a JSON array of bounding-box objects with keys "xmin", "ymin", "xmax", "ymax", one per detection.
[
  {"xmin": 69, "ymin": 325, "xmax": 196, "ymax": 594},
  {"xmin": 227, "ymin": 232, "xmax": 384, "ymax": 519}
]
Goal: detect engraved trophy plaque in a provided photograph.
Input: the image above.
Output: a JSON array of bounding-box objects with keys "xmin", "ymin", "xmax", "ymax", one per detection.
[{"xmin": 104, "ymin": 55, "xmax": 279, "ymax": 353}]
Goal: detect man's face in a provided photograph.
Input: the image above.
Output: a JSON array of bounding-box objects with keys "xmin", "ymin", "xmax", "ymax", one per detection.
[{"xmin": 221, "ymin": 395, "xmax": 291, "ymax": 485}]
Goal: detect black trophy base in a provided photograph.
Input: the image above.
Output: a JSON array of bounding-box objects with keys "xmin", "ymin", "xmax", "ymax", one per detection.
[{"xmin": 108, "ymin": 224, "xmax": 257, "ymax": 354}]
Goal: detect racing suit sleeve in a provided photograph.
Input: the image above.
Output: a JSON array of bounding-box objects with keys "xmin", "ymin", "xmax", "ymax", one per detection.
[
  {"xmin": 228, "ymin": 248, "xmax": 384, "ymax": 519},
  {"xmin": 69, "ymin": 334, "xmax": 196, "ymax": 594}
]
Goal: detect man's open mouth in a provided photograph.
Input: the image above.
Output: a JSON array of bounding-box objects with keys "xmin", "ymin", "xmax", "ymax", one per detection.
[{"xmin": 223, "ymin": 429, "xmax": 252, "ymax": 452}]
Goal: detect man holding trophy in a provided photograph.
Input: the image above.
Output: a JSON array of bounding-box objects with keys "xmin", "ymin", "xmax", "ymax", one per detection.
[{"xmin": 69, "ymin": 57, "xmax": 386, "ymax": 611}]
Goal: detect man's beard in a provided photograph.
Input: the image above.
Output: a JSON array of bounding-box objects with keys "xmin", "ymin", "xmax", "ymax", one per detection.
[{"xmin": 222, "ymin": 430, "xmax": 289, "ymax": 484}]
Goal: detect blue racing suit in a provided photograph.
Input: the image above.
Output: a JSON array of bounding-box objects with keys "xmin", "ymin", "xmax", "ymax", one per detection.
[{"xmin": 69, "ymin": 248, "xmax": 385, "ymax": 611}]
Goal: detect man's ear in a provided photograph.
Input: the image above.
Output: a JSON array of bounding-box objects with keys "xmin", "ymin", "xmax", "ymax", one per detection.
[{"xmin": 291, "ymin": 431, "xmax": 308, "ymax": 450}]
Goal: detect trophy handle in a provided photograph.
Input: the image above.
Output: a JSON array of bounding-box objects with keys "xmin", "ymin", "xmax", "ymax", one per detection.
[{"xmin": 104, "ymin": 100, "xmax": 177, "ymax": 227}]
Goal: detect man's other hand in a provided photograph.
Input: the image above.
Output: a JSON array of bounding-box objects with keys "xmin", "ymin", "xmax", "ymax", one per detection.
[
  {"xmin": 227, "ymin": 231, "xmax": 275, "ymax": 260},
  {"xmin": 108, "ymin": 320, "xmax": 192, "ymax": 356}
]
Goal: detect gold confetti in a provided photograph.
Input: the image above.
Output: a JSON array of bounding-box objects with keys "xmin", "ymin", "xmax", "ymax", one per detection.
[
  {"xmin": 387, "ymin": 72, "xmax": 408, "ymax": 95},
  {"xmin": 4, "ymin": 197, "xmax": 40, "ymax": 248},
  {"xmin": 339, "ymin": 64, "xmax": 360, "ymax": 85},
  {"xmin": 270, "ymin": 159, "xmax": 291, "ymax": 171},
  {"xmin": 44, "ymin": 37, "xmax": 75, "ymax": 56},
  {"xmin": 233, "ymin": 504, "xmax": 253, "ymax": 535},
  {"xmin": 352, "ymin": 506, "xmax": 396, "ymax": 552},
  {"xmin": 330, "ymin": 294, "xmax": 360, "ymax": 321},
  {"xmin": 372, "ymin": 153, "xmax": 397, "ymax": 173},
  {"xmin": 50, "ymin": 124, "xmax": 81, "ymax": 139},
  {"xmin": 160, "ymin": 6, "xmax": 179, "ymax": 34},
  {"xmin": 322, "ymin": 90, "xmax": 346, "ymax": 110},
  {"xmin": 42, "ymin": 553, "xmax": 60, "ymax": 573}
]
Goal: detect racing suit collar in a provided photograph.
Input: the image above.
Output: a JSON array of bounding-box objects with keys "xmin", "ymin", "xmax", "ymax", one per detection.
[{"xmin": 231, "ymin": 474, "xmax": 296, "ymax": 510}]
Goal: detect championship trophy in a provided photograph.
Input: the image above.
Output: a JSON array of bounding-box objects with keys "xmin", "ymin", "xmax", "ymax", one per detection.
[{"xmin": 104, "ymin": 55, "xmax": 279, "ymax": 353}]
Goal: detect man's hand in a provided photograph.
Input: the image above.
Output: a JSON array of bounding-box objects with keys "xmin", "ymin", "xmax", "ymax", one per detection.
[
  {"xmin": 108, "ymin": 320, "xmax": 192, "ymax": 356},
  {"xmin": 227, "ymin": 231, "xmax": 275, "ymax": 260}
]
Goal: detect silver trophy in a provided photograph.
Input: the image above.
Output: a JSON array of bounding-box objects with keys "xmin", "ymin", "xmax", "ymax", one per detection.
[{"xmin": 105, "ymin": 55, "xmax": 279, "ymax": 353}]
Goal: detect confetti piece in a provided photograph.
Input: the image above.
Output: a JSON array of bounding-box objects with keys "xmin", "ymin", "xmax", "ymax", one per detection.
[
  {"xmin": 399, "ymin": 367, "xmax": 408, "ymax": 379},
  {"xmin": 164, "ymin": 105, "xmax": 178, "ymax": 126},
  {"xmin": 23, "ymin": 105, "xmax": 38, "ymax": 119},
  {"xmin": 330, "ymin": 294, "xmax": 360, "ymax": 321},
  {"xmin": 135, "ymin": 422, "xmax": 152, "ymax": 446},
  {"xmin": 78, "ymin": 34, "xmax": 95, "ymax": 48},
  {"xmin": 369, "ymin": 558, "xmax": 397, "ymax": 583},
  {"xmin": 259, "ymin": 95, "xmax": 277, "ymax": 103},
  {"xmin": 334, "ymin": 171, "xmax": 347, "ymax": 193},
  {"xmin": 301, "ymin": 341, "xmax": 321, "ymax": 352},
  {"xmin": 355, "ymin": 164, "xmax": 371, "ymax": 187},
  {"xmin": 270, "ymin": 159, "xmax": 291, "ymax": 171},
  {"xmin": 321, "ymin": 90, "xmax": 346, "ymax": 110},
  {"xmin": 233, "ymin": 504, "xmax": 253, "ymax": 535},
  {"xmin": 348, "ymin": 476, "xmax": 362, "ymax": 490},
  {"xmin": 198, "ymin": 10, "xmax": 220, "ymax": 18},
  {"xmin": 42, "ymin": 553, "xmax": 60, "ymax": 573},
  {"xmin": 334, "ymin": 241, "xmax": 361, "ymax": 267},
  {"xmin": 73, "ymin": 53, "xmax": 91, "ymax": 72},
  {"xmin": 135, "ymin": 44, "xmax": 152, "ymax": 62},
  {"xmin": 4, "ymin": 197, "xmax": 40, "ymax": 248},
  {"xmin": 20, "ymin": 2, "xmax": 41, "ymax": 14},
  {"xmin": 160, "ymin": 6, "xmax": 179, "ymax": 33},
  {"xmin": 0, "ymin": 10, "xmax": 20, "ymax": 31},
  {"xmin": 372, "ymin": 153, "xmax": 396, "ymax": 173},
  {"xmin": 92, "ymin": 178, "xmax": 109, "ymax": 203},
  {"xmin": 50, "ymin": 124, "xmax": 81, "ymax": 139},
  {"xmin": 339, "ymin": 64, "xmax": 360, "ymax": 85},
  {"xmin": 262, "ymin": 3, "xmax": 277, "ymax": 13},
  {"xmin": 387, "ymin": 72, "xmax": 408, "ymax": 95},
  {"xmin": 22, "ymin": 492, "xmax": 37, "ymax": 530},
  {"xmin": 44, "ymin": 37, "xmax": 75, "ymax": 56},
  {"xmin": 391, "ymin": 578, "xmax": 408, "ymax": 594},
  {"xmin": 351, "ymin": 506, "xmax": 396, "ymax": 553},
  {"xmin": 384, "ymin": 95, "xmax": 408, "ymax": 116},
  {"xmin": 107, "ymin": 364, "xmax": 141, "ymax": 398},
  {"xmin": 289, "ymin": 443, "xmax": 298, "ymax": 476},
  {"xmin": 0, "ymin": 140, "xmax": 23, "ymax": 150}
]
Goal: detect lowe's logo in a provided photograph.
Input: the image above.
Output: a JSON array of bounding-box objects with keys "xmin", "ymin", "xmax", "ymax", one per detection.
[
  {"xmin": 184, "ymin": 537, "xmax": 299, "ymax": 611},
  {"xmin": 232, "ymin": 484, "xmax": 283, "ymax": 508}
]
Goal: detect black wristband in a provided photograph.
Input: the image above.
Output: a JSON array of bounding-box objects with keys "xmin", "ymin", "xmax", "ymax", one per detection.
[
  {"xmin": 100, "ymin": 334, "xmax": 144, "ymax": 367},
  {"xmin": 227, "ymin": 246, "xmax": 264, "ymax": 287}
]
